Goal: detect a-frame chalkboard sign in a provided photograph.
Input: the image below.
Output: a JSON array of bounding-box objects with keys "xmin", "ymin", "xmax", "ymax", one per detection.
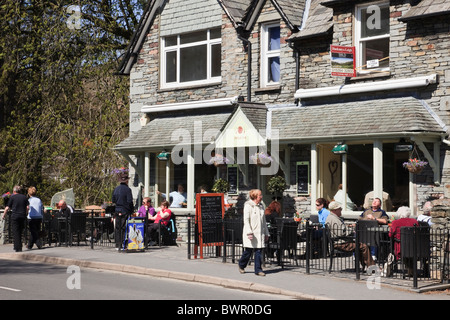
[{"xmin": 194, "ymin": 193, "xmax": 225, "ymax": 259}]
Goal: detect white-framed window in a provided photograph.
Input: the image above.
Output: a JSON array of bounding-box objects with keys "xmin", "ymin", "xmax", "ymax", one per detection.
[
  {"xmin": 260, "ymin": 23, "xmax": 281, "ymax": 87},
  {"xmin": 355, "ymin": 2, "xmax": 390, "ymax": 74},
  {"xmin": 161, "ymin": 28, "xmax": 221, "ymax": 88}
]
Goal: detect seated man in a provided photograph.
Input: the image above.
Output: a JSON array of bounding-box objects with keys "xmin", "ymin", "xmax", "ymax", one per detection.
[
  {"xmin": 148, "ymin": 200, "xmax": 172, "ymax": 245},
  {"xmin": 359, "ymin": 198, "xmax": 389, "ymax": 225},
  {"xmin": 326, "ymin": 201, "xmax": 375, "ymax": 269}
]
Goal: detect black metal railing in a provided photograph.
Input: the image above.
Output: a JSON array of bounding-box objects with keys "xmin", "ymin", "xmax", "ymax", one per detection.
[
  {"xmin": 186, "ymin": 217, "xmax": 450, "ymax": 289},
  {"xmin": 1, "ymin": 210, "xmax": 177, "ymax": 250}
]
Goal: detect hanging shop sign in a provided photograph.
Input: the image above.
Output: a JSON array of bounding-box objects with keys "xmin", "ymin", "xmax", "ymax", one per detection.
[{"xmin": 330, "ymin": 45, "xmax": 356, "ymax": 78}]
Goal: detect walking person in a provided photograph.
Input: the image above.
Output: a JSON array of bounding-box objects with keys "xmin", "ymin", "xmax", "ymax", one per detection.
[
  {"xmin": 1, "ymin": 186, "xmax": 29, "ymax": 252},
  {"xmin": 27, "ymin": 187, "xmax": 43, "ymax": 250},
  {"xmin": 112, "ymin": 172, "xmax": 134, "ymax": 250},
  {"xmin": 238, "ymin": 189, "xmax": 269, "ymax": 276}
]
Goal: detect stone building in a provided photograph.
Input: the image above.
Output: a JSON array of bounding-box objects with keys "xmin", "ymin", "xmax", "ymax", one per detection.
[{"xmin": 115, "ymin": 0, "xmax": 450, "ymax": 234}]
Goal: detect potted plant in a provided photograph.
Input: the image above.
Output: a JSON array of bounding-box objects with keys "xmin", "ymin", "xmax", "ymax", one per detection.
[
  {"xmin": 403, "ymin": 158, "xmax": 428, "ymax": 174},
  {"xmin": 212, "ymin": 178, "xmax": 230, "ymax": 194},
  {"xmin": 267, "ymin": 175, "xmax": 287, "ymax": 197},
  {"xmin": 250, "ymin": 152, "xmax": 272, "ymax": 166}
]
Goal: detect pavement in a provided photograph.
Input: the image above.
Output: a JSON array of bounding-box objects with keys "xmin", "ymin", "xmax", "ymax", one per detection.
[{"xmin": 1, "ymin": 243, "xmax": 449, "ymax": 300}]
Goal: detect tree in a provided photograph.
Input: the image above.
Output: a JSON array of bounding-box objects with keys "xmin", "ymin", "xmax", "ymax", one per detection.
[{"xmin": 0, "ymin": 1, "xmax": 146, "ymax": 206}]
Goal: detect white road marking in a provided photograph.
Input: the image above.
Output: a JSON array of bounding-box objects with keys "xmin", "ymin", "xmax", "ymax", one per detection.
[{"xmin": 0, "ymin": 286, "xmax": 21, "ymax": 292}]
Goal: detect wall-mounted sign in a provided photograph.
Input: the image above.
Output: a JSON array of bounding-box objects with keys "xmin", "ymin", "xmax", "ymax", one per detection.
[
  {"xmin": 296, "ymin": 161, "xmax": 310, "ymax": 195},
  {"xmin": 330, "ymin": 45, "xmax": 356, "ymax": 78}
]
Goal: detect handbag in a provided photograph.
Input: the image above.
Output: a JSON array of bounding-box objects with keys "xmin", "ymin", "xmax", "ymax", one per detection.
[{"xmin": 382, "ymin": 252, "xmax": 395, "ymax": 277}]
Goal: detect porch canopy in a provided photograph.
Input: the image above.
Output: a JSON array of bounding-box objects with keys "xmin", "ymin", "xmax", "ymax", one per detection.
[
  {"xmin": 114, "ymin": 100, "xmax": 269, "ymax": 212},
  {"xmin": 270, "ymin": 96, "xmax": 447, "ymax": 214}
]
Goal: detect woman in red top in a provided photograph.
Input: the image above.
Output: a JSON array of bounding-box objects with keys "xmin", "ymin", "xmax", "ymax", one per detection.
[
  {"xmin": 148, "ymin": 200, "xmax": 172, "ymax": 244},
  {"xmin": 151, "ymin": 200, "xmax": 172, "ymax": 226},
  {"xmin": 389, "ymin": 206, "xmax": 417, "ymax": 259}
]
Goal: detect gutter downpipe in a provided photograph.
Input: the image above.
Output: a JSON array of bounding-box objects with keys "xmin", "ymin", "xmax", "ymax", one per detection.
[
  {"xmin": 287, "ymin": 40, "xmax": 300, "ymax": 105},
  {"xmin": 237, "ymin": 29, "xmax": 252, "ymax": 102}
]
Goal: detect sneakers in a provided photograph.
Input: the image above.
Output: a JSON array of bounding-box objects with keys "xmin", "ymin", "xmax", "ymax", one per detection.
[{"xmin": 238, "ymin": 267, "xmax": 245, "ymax": 274}]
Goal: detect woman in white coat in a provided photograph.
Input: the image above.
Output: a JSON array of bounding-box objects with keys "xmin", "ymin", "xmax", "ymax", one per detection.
[{"xmin": 238, "ymin": 189, "xmax": 269, "ymax": 276}]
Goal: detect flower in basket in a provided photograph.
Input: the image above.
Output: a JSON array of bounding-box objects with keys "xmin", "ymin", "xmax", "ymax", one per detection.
[
  {"xmin": 208, "ymin": 154, "xmax": 230, "ymax": 166},
  {"xmin": 250, "ymin": 152, "xmax": 273, "ymax": 166},
  {"xmin": 111, "ymin": 167, "xmax": 129, "ymax": 175},
  {"xmin": 2, "ymin": 192, "xmax": 10, "ymax": 199},
  {"xmin": 403, "ymin": 158, "xmax": 428, "ymax": 173}
]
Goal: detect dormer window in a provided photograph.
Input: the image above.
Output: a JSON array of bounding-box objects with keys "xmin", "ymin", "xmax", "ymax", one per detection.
[
  {"xmin": 260, "ymin": 23, "xmax": 281, "ymax": 87},
  {"xmin": 161, "ymin": 28, "xmax": 221, "ymax": 88},
  {"xmin": 355, "ymin": 2, "xmax": 390, "ymax": 74}
]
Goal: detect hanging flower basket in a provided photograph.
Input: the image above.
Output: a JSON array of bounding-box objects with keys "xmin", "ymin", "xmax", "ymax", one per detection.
[
  {"xmin": 250, "ymin": 152, "xmax": 272, "ymax": 167},
  {"xmin": 403, "ymin": 158, "xmax": 427, "ymax": 174},
  {"xmin": 208, "ymin": 155, "xmax": 230, "ymax": 167}
]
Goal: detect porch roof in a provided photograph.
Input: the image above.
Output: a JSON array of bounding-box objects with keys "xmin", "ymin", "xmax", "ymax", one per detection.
[
  {"xmin": 115, "ymin": 102, "xmax": 267, "ymax": 153},
  {"xmin": 271, "ymin": 97, "xmax": 447, "ymax": 143}
]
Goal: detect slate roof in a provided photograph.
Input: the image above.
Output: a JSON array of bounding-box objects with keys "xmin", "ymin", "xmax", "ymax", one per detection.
[
  {"xmin": 219, "ymin": 0, "xmax": 306, "ymax": 30},
  {"xmin": 271, "ymin": 97, "xmax": 446, "ymax": 142},
  {"xmin": 290, "ymin": 0, "xmax": 333, "ymax": 40},
  {"xmin": 400, "ymin": 0, "xmax": 450, "ymax": 21},
  {"xmin": 115, "ymin": 103, "xmax": 268, "ymax": 151}
]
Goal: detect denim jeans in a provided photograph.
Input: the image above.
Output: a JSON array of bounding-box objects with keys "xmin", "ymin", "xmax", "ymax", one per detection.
[{"xmin": 239, "ymin": 247, "xmax": 263, "ymax": 274}]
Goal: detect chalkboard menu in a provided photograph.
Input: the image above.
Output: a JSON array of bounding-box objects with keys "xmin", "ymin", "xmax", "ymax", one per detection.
[
  {"xmin": 227, "ymin": 165, "xmax": 238, "ymax": 194},
  {"xmin": 195, "ymin": 193, "xmax": 225, "ymax": 258},
  {"xmin": 297, "ymin": 161, "xmax": 310, "ymax": 195}
]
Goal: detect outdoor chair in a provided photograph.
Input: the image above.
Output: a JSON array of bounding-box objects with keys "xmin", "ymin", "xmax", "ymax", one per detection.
[
  {"xmin": 399, "ymin": 225, "xmax": 430, "ymax": 278},
  {"xmin": 69, "ymin": 211, "xmax": 87, "ymax": 246},
  {"xmin": 267, "ymin": 218, "xmax": 298, "ymax": 267},
  {"xmin": 325, "ymin": 226, "xmax": 355, "ymax": 273},
  {"xmin": 158, "ymin": 213, "xmax": 177, "ymax": 246}
]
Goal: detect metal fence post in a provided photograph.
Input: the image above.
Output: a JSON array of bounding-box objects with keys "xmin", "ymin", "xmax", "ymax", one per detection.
[
  {"xmin": 355, "ymin": 221, "xmax": 360, "ymax": 280},
  {"xmin": 413, "ymin": 226, "xmax": 418, "ymax": 289},
  {"xmin": 187, "ymin": 214, "xmax": 191, "ymax": 259},
  {"xmin": 306, "ymin": 220, "xmax": 310, "ymax": 274},
  {"xmin": 90, "ymin": 210, "xmax": 94, "ymax": 249}
]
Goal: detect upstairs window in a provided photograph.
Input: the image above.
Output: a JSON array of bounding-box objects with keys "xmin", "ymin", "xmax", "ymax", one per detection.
[
  {"xmin": 162, "ymin": 28, "xmax": 221, "ymax": 88},
  {"xmin": 355, "ymin": 2, "xmax": 390, "ymax": 74},
  {"xmin": 260, "ymin": 23, "xmax": 280, "ymax": 87}
]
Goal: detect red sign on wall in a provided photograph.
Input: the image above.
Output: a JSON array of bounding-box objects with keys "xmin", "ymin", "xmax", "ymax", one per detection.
[{"xmin": 330, "ymin": 45, "xmax": 356, "ymax": 77}]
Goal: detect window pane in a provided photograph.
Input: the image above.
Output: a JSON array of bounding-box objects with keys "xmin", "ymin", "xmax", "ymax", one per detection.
[
  {"xmin": 361, "ymin": 5, "xmax": 389, "ymax": 38},
  {"xmin": 166, "ymin": 51, "xmax": 177, "ymax": 83},
  {"xmin": 211, "ymin": 43, "xmax": 221, "ymax": 77},
  {"xmin": 362, "ymin": 38, "xmax": 389, "ymax": 70},
  {"xmin": 210, "ymin": 28, "xmax": 221, "ymax": 39},
  {"xmin": 165, "ymin": 36, "xmax": 177, "ymax": 47},
  {"xmin": 180, "ymin": 31, "xmax": 207, "ymax": 44},
  {"xmin": 268, "ymin": 26, "xmax": 280, "ymax": 51},
  {"xmin": 180, "ymin": 45, "xmax": 207, "ymax": 82},
  {"xmin": 268, "ymin": 56, "xmax": 280, "ymax": 83}
]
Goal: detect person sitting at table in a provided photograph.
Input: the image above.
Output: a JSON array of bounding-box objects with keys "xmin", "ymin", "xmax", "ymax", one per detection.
[
  {"xmin": 359, "ymin": 198, "xmax": 389, "ymax": 225},
  {"xmin": 157, "ymin": 184, "xmax": 187, "ymax": 208},
  {"xmin": 363, "ymin": 190, "xmax": 393, "ymax": 212},
  {"xmin": 333, "ymin": 184, "xmax": 356, "ymax": 211},
  {"xmin": 326, "ymin": 201, "xmax": 375, "ymax": 270},
  {"xmin": 389, "ymin": 206, "xmax": 418, "ymax": 261},
  {"xmin": 57, "ymin": 200, "xmax": 74, "ymax": 218},
  {"xmin": 137, "ymin": 197, "xmax": 156, "ymax": 222},
  {"xmin": 264, "ymin": 197, "xmax": 281, "ymax": 226},
  {"xmin": 417, "ymin": 201, "xmax": 433, "ymax": 226},
  {"xmin": 147, "ymin": 200, "xmax": 172, "ymax": 245},
  {"xmin": 315, "ymin": 198, "xmax": 330, "ymax": 228}
]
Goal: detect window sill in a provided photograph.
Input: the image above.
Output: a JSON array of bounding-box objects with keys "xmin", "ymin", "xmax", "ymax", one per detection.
[
  {"xmin": 255, "ymin": 85, "xmax": 281, "ymax": 93},
  {"xmin": 349, "ymin": 71, "xmax": 391, "ymax": 82},
  {"xmin": 158, "ymin": 81, "xmax": 222, "ymax": 93}
]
